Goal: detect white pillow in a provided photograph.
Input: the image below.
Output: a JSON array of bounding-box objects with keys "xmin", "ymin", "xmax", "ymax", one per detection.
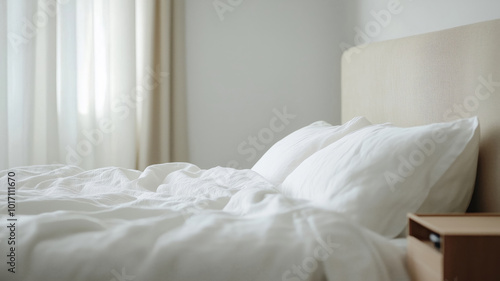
[
  {"xmin": 415, "ymin": 124, "xmax": 480, "ymax": 213},
  {"xmin": 251, "ymin": 116, "xmax": 371, "ymax": 186},
  {"xmin": 281, "ymin": 117, "xmax": 479, "ymax": 238}
]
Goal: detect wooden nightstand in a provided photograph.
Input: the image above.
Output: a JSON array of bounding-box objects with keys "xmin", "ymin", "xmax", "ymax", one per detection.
[{"xmin": 407, "ymin": 213, "xmax": 500, "ymax": 281}]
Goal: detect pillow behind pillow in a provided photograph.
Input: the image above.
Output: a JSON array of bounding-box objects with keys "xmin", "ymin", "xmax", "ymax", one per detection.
[
  {"xmin": 281, "ymin": 117, "xmax": 479, "ymax": 238},
  {"xmin": 252, "ymin": 116, "xmax": 371, "ymax": 186}
]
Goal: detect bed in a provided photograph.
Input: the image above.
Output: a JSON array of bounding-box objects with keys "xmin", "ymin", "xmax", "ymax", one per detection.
[
  {"xmin": 1, "ymin": 19, "xmax": 499, "ymax": 281},
  {"xmin": 341, "ymin": 18, "xmax": 500, "ymax": 213}
]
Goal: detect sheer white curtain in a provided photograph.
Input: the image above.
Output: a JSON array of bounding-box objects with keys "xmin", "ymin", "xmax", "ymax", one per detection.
[{"xmin": 1, "ymin": 0, "xmax": 188, "ymax": 170}]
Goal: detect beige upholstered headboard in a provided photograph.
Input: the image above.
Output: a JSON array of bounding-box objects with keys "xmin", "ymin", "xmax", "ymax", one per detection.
[{"xmin": 341, "ymin": 19, "xmax": 500, "ymax": 212}]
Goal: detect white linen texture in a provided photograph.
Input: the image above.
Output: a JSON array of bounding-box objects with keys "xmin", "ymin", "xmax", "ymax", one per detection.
[
  {"xmin": 252, "ymin": 116, "xmax": 371, "ymax": 186},
  {"xmin": 281, "ymin": 117, "xmax": 479, "ymax": 238},
  {"xmin": 0, "ymin": 164, "xmax": 409, "ymax": 281}
]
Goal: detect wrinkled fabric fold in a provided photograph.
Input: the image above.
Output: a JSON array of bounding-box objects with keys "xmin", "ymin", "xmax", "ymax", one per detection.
[{"xmin": 0, "ymin": 164, "xmax": 410, "ymax": 281}]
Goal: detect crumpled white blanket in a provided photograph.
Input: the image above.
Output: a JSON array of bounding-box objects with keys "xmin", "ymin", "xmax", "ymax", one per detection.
[{"xmin": 0, "ymin": 163, "xmax": 410, "ymax": 281}]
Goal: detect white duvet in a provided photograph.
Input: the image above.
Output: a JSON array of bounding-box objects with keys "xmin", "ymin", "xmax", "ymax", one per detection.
[{"xmin": 0, "ymin": 163, "xmax": 410, "ymax": 281}]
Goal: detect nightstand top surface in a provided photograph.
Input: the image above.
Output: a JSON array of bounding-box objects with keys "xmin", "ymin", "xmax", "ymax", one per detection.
[{"xmin": 409, "ymin": 213, "xmax": 500, "ymax": 235}]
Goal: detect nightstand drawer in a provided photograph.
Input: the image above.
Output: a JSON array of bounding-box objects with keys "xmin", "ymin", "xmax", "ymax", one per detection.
[
  {"xmin": 407, "ymin": 236, "xmax": 442, "ymax": 281},
  {"xmin": 407, "ymin": 214, "xmax": 500, "ymax": 281}
]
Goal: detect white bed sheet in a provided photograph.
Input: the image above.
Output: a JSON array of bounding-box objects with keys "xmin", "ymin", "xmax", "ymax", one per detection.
[
  {"xmin": 390, "ymin": 238, "xmax": 408, "ymax": 251},
  {"xmin": 0, "ymin": 163, "xmax": 410, "ymax": 281}
]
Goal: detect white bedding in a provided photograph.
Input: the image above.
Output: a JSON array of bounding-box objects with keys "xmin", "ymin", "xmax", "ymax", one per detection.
[
  {"xmin": 390, "ymin": 238, "xmax": 408, "ymax": 254},
  {"xmin": 0, "ymin": 164, "xmax": 410, "ymax": 281}
]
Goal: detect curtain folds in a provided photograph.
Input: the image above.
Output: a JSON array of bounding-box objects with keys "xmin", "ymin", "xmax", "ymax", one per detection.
[{"xmin": 1, "ymin": 0, "xmax": 188, "ymax": 171}]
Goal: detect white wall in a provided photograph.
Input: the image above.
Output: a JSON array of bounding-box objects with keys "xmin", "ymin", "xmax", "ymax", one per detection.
[
  {"xmin": 344, "ymin": 0, "xmax": 500, "ymax": 44},
  {"xmin": 185, "ymin": 0, "xmax": 346, "ymax": 169},
  {"xmin": 185, "ymin": 0, "xmax": 500, "ymax": 169}
]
